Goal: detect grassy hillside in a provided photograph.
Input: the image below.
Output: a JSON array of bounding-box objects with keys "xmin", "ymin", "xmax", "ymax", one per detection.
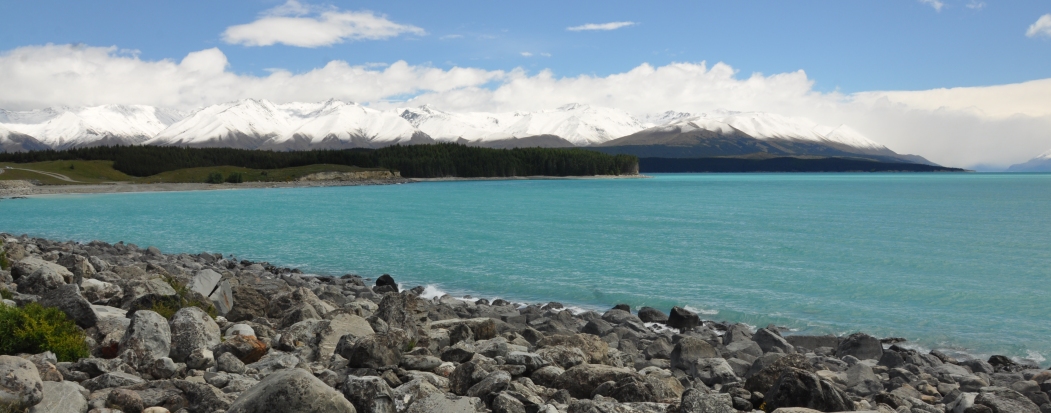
[{"xmin": 0, "ymin": 161, "xmax": 385, "ymax": 185}]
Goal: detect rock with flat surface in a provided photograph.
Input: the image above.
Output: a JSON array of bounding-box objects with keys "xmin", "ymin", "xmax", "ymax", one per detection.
[
  {"xmin": 974, "ymin": 386, "xmax": 1040, "ymax": 413},
  {"xmin": 745, "ymin": 353, "xmax": 814, "ymax": 393},
  {"xmin": 557, "ymin": 364, "xmax": 638, "ymax": 399},
  {"xmin": 342, "ymin": 376, "xmax": 395, "ymax": 413},
  {"xmin": 169, "ymin": 306, "xmax": 221, "ymax": 363},
  {"xmin": 38, "ymin": 284, "xmax": 98, "ymax": 328},
  {"xmin": 118, "ymin": 310, "xmax": 171, "ymax": 370},
  {"xmin": 670, "ymin": 337, "xmax": 719, "ymax": 372},
  {"xmin": 227, "ymin": 368, "xmax": 356, "ymax": 413},
  {"xmin": 680, "ymin": 388, "xmax": 735, "ymax": 413},
  {"xmin": 836, "ymin": 333, "xmax": 883, "ymax": 361},
  {"xmin": 82, "ymin": 372, "xmax": 145, "ymax": 391},
  {"xmin": 80, "ymin": 278, "xmax": 122, "ymax": 305},
  {"xmin": 637, "ymin": 307, "xmax": 668, "ymax": 323},
  {"xmin": 763, "ymin": 367, "xmax": 853, "ymax": 412},
  {"xmin": 402, "ymin": 393, "xmax": 486, "ymax": 413},
  {"xmin": 0, "ymin": 355, "xmax": 44, "ymax": 410},
  {"xmin": 214, "ymin": 334, "xmax": 268, "ymax": 364},
  {"xmin": 28, "ymin": 381, "xmax": 87, "ymax": 413},
  {"xmin": 667, "ymin": 306, "xmax": 700, "ymax": 330},
  {"xmin": 189, "ymin": 269, "xmax": 222, "ymax": 298},
  {"xmin": 753, "ymin": 328, "xmax": 794, "ymax": 354}
]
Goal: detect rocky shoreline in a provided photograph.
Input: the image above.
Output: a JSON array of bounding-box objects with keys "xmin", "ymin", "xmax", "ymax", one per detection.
[{"xmin": 0, "ymin": 235, "xmax": 1047, "ymax": 413}]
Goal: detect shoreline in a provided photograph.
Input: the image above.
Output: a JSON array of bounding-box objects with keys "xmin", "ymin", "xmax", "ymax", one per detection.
[
  {"xmin": 0, "ymin": 174, "xmax": 647, "ymax": 197},
  {"xmin": 1, "ymin": 235, "xmax": 1047, "ymax": 413}
]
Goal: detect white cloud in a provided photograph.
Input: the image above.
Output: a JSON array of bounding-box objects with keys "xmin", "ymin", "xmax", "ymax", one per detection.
[
  {"xmin": 1, "ymin": 43, "xmax": 1050, "ymax": 168},
  {"xmin": 439, "ymin": 34, "xmax": 464, "ymax": 40},
  {"xmin": 966, "ymin": 1, "xmax": 985, "ymax": 10},
  {"xmin": 919, "ymin": 0, "xmax": 944, "ymax": 11},
  {"xmin": 222, "ymin": 0, "xmax": 424, "ymax": 47},
  {"xmin": 567, "ymin": 21, "xmax": 636, "ymax": 32},
  {"xmin": 540, "ymin": 53, "xmax": 552, "ymax": 57},
  {"xmin": 1027, "ymin": 14, "xmax": 1051, "ymax": 38},
  {"xmin": 520, "ymin": 52, "xmax": 533, "ymax": 57}
]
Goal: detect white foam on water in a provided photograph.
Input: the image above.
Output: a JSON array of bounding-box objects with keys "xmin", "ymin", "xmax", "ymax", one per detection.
[{"xmin": 683, "ymin": 305, "xmax": 719, "ymax": 315}]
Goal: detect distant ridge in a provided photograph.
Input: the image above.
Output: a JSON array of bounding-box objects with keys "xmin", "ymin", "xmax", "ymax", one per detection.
[
  {"xmin": 0, "ymin": 100, "xmax": 936, "ymax": 166},
  {"xmin": 1006, "ymin": 149, "xmax": 1051, "ymax": 172}
]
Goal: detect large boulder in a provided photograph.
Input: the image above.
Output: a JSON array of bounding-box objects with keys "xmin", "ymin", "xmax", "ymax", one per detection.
[
  {"xmin": 117, "ymin": 310, "xmax": 171, "ymax": 370},
  {"xmin": 372, "ymin": 292, "xmax": 426, "ymax": 341},
  {"xmin": 81, "ymin": 372, "xmax": 146, "ymax": 391},
  {"xmin": 689, "ymin": 358, "xmax": 739, "ymax": 386},
  {"xmin": 0, "ymin": 355, "xmax": 44, "ymax": 411},
  {"xmin": 188, "ymin": 269, "xmax": 222, "ymax": 298},
  {"xmin": 670, "ymin": 337, "xmax": 719, "ymax": 371},
  {"xmin": 753, "ymin": 328, "xmax": 794, "ymax": 354},
  {"xmin": 402, "ymin": 393, "xmax": 486, "ymax": 413},
  {"xmin": 763, "ymin": 367, "xmax": 853, "ymax": 412},
  {"xmin": 208, "ymin": 280, "xmax": 234, "ymax": 316},
  {"xmin": 316, "ymin": 313, "xmax": 374, "ymax": 362},
  {"xmin": 38, "ymin": 284, "xmax": 98, "ymax": 328},
  {"xmin": 537, "ymin": 334, "xmax": 610, "ymax": 365},
  {"xmin": 80, "ymin": 278, "xmax": 122, "ymax": 306},
  {"xmin": 214, "ymin": 334, "xmax": 268, "ymax": 364},
  {"xmin": 680, "ymin": 388, "xmax": 735, "ymax": 413},
  {"xmin": 227, "ymin": 368, "xmax": 357, "ymax": 413},
  {"xmin": 342, "ymin": 330, "xmax": 407, "ymax": 369},
  {"xmin": 744, "ymin": 353, "xmax": 814, "ymax": 393},
  {"xmin": 836, "ymin": 333, "xmax": 883, "ymax": 361},
  {"xmin": 557, "ymin": 364, "xmax": 638, "ymax": 399},
  {"xmin": 11, "ymin": 257, "xmax": 73, "ymax": 283},
  {"xmin": 342, "ymin": 376, "xmax": 395, "ymax": 413},
  {"xmin": 17, "ymin": 264, "xmax": 68, "ymax": 295},
  {"xmin": 637, "ymin": 307, "xmax": 668, "ymax": 323},
  {"xmin": 27, "ymin": 381, "xmax": 88, "ymax": 413},
  {"xmin": 845, "ymin": 362, "xmax": 883, "ymax": 396},
  {"xmin": 973, "ymin": 386, "xmax": 1041, "ymax": 413},
  {"xmin": 667, "ymin": 306, "xmax": 700, "ymax": 330},
  {"xmin": 169, "ymin": 306, "xmax": 221, "ymax": 363}
]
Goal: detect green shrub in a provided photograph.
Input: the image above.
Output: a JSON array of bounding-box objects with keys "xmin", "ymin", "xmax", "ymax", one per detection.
[
  {"xmin": 224, "ymin": 172, "xmax": 244, "ymax": 183},
  {"xmin": 0, "ymin": 250, "xmax": 9, "ymax": 270},
  {"xmin": 205, "ymin": 172, "xmax": 224, "ymax": 184},
  {"xmin": 0, "ymin": 303, "xmax": 90, "ymax": 362},
  {"xmin": 0, "ymin": 289, "xmax": 11, "ymax": 300}
]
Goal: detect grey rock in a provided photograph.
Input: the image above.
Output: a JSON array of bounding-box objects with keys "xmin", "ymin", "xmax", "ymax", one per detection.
[
  {"xmin": 80, "ymin": 279, "xmax": 122, "ymax": 306},
  {"xmin": 974, "ymin": 386, "xmax": 1041, "ymax": 413},
  {"xmin": 227, "ymin": 368, "xmax": 356, "ymax": 413},
  {"xmin": 217, "ymin": 352, "xmax": 247, "ymax": 374},
  {"xmin": 764, "ymin": 367, "xmax": 853, "ymax": 412},
  {"xmin": 744, "ymin": 353, "xmax": 814, "ymax": 393},
  {"xmin": 680, "ymin": 388, "xmax": 736, "ymax": 413},
  {"xmin": 491, "ymin": 392, "xmax": 527, "ymax": 413},
  {"xmin": 173, "ymin": 380, "xmax": 233, "ymax": 413},
  {"xmin": 724, "ymin": 340, "xmax": 763, "ymax": 362},
  {"xmin": 637, "ymin": 307, "xmax": 668, "ymax": 324},
  {"xmin": 151, "ymin": 357, "xmax": 179, "ymax": 379},
  {"xmin": 0, "ymin": 355, "xmax": 44, "ymax": 410},
  {"xmin": 372, "ymin": 292, "xmax": 426, "ymax": 340},
  {"xmin": 582, "ymin": 319, "xmax": 614, "ymax": 336},
  {"xmin": 400, "ymin": 355, "xmax": 443, "ymax": 372},
  {"xmin": 344, "ymin": 330, "xmax": 406, "ymax": 369},
  {"xmin": 28, "ymin": 381, "xmax": 88, "ymax": 413},
  {"xmin": 245, "ymin": 353, "xmax": 300, "ymax": 375},
  {"xmin": 12, "ymin": 257, "xmax": 72, "ymax": 284},
  {"xmin": 316, "ymin": 313, "xmax": 374, "ymax": 362},
  {"xmin": 753, "ymin": 328, "xmax": 794, "ymax": 354},
  {"xmin": 118, "ymin": 310, "xmax": 171, "ymax": 370},
  {"xmin": 721, "ymin": 323, "xmax": 753, "ymax": 345},
  {"xmin": 186, "ymin": 348, "xmax": 215, "ymax": 370},
  {"xmin": 784, "ymin": 335, "xmax": 839, "ymax": 351},
  {"xmin": 557, "ymin": 364, "xmax": 638, "ymax": 399},
  {"xmin": 689, "ymin": 358, "xmax": 739, "ymax": 386},
  {"xmin": 82, "ymin": 372, "xmax": 145, "ymax": 391},
  {"xmin": 38, "ymin": 284, "xmax": 98, "ymax": 328},
  {"xmin": 845, "ymin": 361, "xmax": 884, "ymax": 396},
  {"xmin": 392, "ymin": 379, "xmax": 441, "ymax": 412},
  {"xmin": 670, "ymin": 337, "xmax": 719, "ymax": 372},
  {"xmin": 528, "ymin": 365, "xmax": 565, "ymax": 388},
  {"xmin": 17, "ymin": 264, "xmax": 68, "ymax": 295},
  {"xmin": 466, "ymin": 370, "xmax": 511, "ymax": 400},
  {"xmin": 837, "ymin": 332, "xmax": 883, "ymax": 360},
  {"xmin": 505, "ymin": 351, "xmax": 549, "ymax": 373},
  {"xmin": 208, "ymin": 280, "xmax": 234, "ymax": 316},
  {"xmin": 107, "ymin": 388, "xmax": 145, "ymax": 413},
  {"xmin": 402, "ymin": 393, "xmax": 486, "ymax": 413},
  {"xmin": 169, "ymin": 306, "xmax": 221, "ymax": 363},
  {"xmin": 188, "ymin": 269, "xmax": 222, "ymax": 298},
  {"xmin": 342, "ymin": 376, "xmax": 395, "ymax": 413},
  {"xmin": 667, "ymin": 306, "xmax": 700, "ymax": 330},
  {"xmin": 536, "ymin": 345, "xmax": 586, "ymax": 369}
]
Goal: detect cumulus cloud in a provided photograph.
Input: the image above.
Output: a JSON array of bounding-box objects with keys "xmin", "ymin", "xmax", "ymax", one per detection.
[
  {"xmin": 918, "ymin": 0, "xmax": 944, "ymax": 11},
  {"xmin": 567, "ymin": 22, "xmax": 636, "ymax": 31},
  {"xmin": 1, "ymin": 43, "xmax": 1049, "ymax": 167},
  {"xmin": 966, "ymin": 1, "xmax": 985, "ymax": 10},
  {"xmin": 222, "ymin": 0, "xmax": 424, "ymax": 47},
  {"xmin": 1027, "ymin": 14, "xmax": 1051, "ymax": 38},
  {"xmin": 520, "ymin": 52, "xmax": 533, "ymax": 57}
]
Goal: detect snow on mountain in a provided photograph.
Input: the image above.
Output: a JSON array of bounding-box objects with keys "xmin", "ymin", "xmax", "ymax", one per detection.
[
  {"xmin": 282, "ymin": 100, "xmax": 418, "ymax": 145},
  {"xmin": 1006, "ymin": 148, "xmax": 1051, "ymax": 172},
  {"xmin": 0, "ymin": 125, "xmax": 49, "ymax": 152},
  {"xmin": 146, "ymin": 99, "xmax": 296, "ymax": 148},
  {"xmin": 656, "ymin": 111, "xmax": 887, "ymax": 150},
  {"xmin": 0, "ymin": 105, "xmax": 185, "ymax": 149},
  {"xmin": 399, "ymin": 103, "xmax": 647, "ymax": 146}
]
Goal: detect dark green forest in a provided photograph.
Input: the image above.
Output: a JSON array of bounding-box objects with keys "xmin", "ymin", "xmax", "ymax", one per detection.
[
  {"xmin": 0, "ymin": 144, "xmax": 639, "ymax": 178},
  {"xmin": 638, "ymin": 157, "xmax": 965, "ymax": 173}
]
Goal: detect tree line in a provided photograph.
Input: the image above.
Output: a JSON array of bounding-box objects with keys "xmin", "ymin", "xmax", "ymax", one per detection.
[{"xmin": 0, "ymin": 144, "xmax": 639, "ymax": 178}]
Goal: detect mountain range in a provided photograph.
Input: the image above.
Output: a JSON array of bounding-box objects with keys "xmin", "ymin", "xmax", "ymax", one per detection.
[
  {"xmin": 0, "ymin": 99, "xmax": 933, "ymax": 164},
  {"xmin": 1006, "ymin": 149, "xmax": 1051, "ymax": 172}
]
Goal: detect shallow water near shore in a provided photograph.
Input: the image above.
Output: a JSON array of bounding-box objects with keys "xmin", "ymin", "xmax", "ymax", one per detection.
[{"xmin": 2, "ymin": 173, "xmax": 1050, "ymax": 364}]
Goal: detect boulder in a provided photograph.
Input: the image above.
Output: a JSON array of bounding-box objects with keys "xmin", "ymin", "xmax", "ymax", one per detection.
[
  {"xmin": 400, "ymin": 355, "xmax": 443, "ymax": 372},
  {"xmin": 169, "ymin": 306, "xmax": 221, "ymax": 363},
  {"xmin": 316, "ymin": 313, "xmax": 374, "ymax": 362},
  {"xmin": 557, "ymin": 364, "xmax": 638, "ymax": 399},
  {"xmin": 17, "ymin": 265, "xmax": 67, "ymax": 295},
  {"xmin": 208, "ymin": 280, "xmax": 234, "ymax": 316},
  {"xmin": 744, "ymin": 353, "xmax": 814, "ymax": 393},
  {"xmin": 343, "ymin": 330, "xmax": 407, "ymax": 369},
  {"xmin": 0, "ymin": 355, "xmax": 44, "ymax": 410},
  {"xmin": 690, "ymin": 358, "xmax": 739, "ymax": 386},
  {"xmin": 605, "ymin": 375, "xmax": 658, "ymax": 403},
  {"xmin": 537, "ymin": 334, "xmax": 610, "ymax": 365},
  {"xmin": 680, "ymin": 388, "xmax": 736, "ymax": 413},
  {"xmin": 637, "ymin": 307, "xmax": 668, "ymax": 323},
  {"xmin": 342, "ymin": 376, "xmax": 396, "ymax": 413},
  {"xmin": 763, "ymin": 367, "xmax": 853, "ymax": 412},
  {"xmin": 80, "ymin": 278, "xmax": 122, "ymax": 306},
  {"xmin": 214, "ymin": 334, "xmax": 268, "ymax": 364},
  {"xmin": 82, "ymin": 372, "xmax": 145, "ymax": 391},
  {"xmin": 753, "ymin": 328, "xmax": 794, "ymax": 354},
  {"xmin": 188, "ymin": 269, "xmax": 222, "ymax": 298},
  {"xmin": 505, "ymin": 351, "xmax": 549, "ymax": 373},
  {"xmin": 402, "ymin": 393, "xmax": 486, "ymax": 413},
  {"xmin": 38, "ymin": 284, "xmax": 98, "ymax": 328},
  {"xmin": 836, "ymin": 333, "xmax": 883, "ymax": 361},
  {"xmin": 57, "ymin": 254, "xmax": 95, "ymax": 284},
  {"xmin": 670, "ymin": 337, "xmax": 719, "ymax": 371},
  {"xmin": 582, "ymin": 319, "xmax": 614, "ymax": 337},
  {"xmin": 227, "ymin": 368, "xmax": 356, "ymax": 413},
  {"xmin": 27, "ymin": 381, "xmax": 88, "ymax": 413},
  {"xmin": 845, "ymin": 362, "xmax": 883, "ymax": 396},
  {"xmin": 217, "ymin": 352, "xmax": 247, "ymax": 374},
  {"xmin": 973, "ymin": 386, "xmax": 1040, "ymax": 413},
  {"xmin": 118, "ymin": 310, "xmax": 171, "ymax": 370},
  {"xmin": 186, "ymin": 348, "xmax": 216, "ymax": 370},
  {"xmin": 429, "ymin": 318, "xmax": 498, "ymax": 341},
  {"xmin": 372, "ymin": 292, "xmax": 426, "ymax": 340},
  {"xmin": 466, "ymin": 370, "xmax": 511, "ymax": 403},
  {"xmin": 375, "ymin": 274, "xmax": 398, "ymax": 290},
  {"xmin": 172, "ymin": 379, "xmax": 232, "ymax": 413},
  {"xmin": 784, "ymin": 335, "xmax": 839, "ymax": 352},
  {"xmin": 722, "ymin": 323, "xmax": 753, "ymax": 345},
  {"xmin": 107, "ymin": 388, "xmax": 145, "ymax": 413},
  {"xmin": 667, "ymin": 306, "xmax": 700, "ymax": 330},
  {"xmin": 12, "ymin": 257, "xmax": 73, "ymax": 283}
]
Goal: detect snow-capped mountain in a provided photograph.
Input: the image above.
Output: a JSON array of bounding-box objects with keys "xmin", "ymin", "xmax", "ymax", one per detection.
[
  {"xmin": 0, "ymin": 105, "xmax": 185, "ymax": 149},
  {"xmin": 0, "ymin": 100, "xmax": 924, "ymax": 164},
  {"xmin": 399, "ymin": 103, "xmax": 647, "ymax": 146},
  {"xmin": 1006, "ymin": 148, "xmax": 1051, "ymax": 172}
]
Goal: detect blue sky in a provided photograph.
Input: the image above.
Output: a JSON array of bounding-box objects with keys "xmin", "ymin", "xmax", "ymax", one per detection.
[
  {"xmin": 1, "ymin": 0, "xmax": 1050, "ymax": 167},
  {"xmin": 1, "ymin": 0, "xmax": 1048, "ymax": 93}
]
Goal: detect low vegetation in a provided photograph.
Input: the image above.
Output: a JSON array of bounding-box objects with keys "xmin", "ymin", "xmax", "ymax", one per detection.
[
  {"xmin": 132, "ymin": 276, "xmax": 217, "ymax": 320},
  {"xmin": 0, "ymin": 302, "xmax": 90, "ymax": 362},
  {"xmin": 0, "ymin": 249, "xmax": 9, "ymax": 270},
  {"xmin": 0, "ymin": 143, "xmax": 639, "ymax": 179}
]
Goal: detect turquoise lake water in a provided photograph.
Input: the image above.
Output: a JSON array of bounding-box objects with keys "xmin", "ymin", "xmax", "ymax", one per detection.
[{"xmin": 2, "ymin": 173, "xmax": 1050, "ymax": 363}]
